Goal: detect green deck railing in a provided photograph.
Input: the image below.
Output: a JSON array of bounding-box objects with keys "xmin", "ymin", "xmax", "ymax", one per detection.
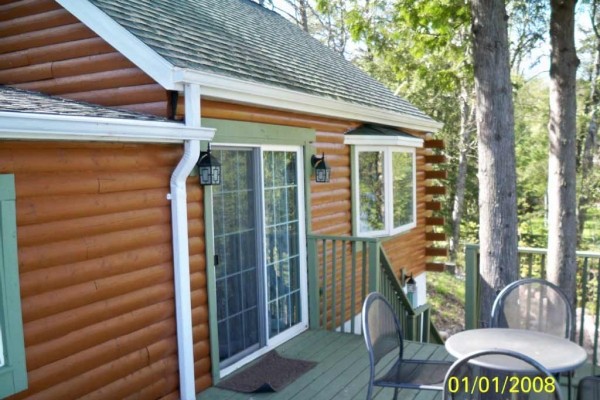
[
  {"xmin": 465, "ymin": 243, "xmax": 600, "ymax": 371},
  {"xmin": 307, "ymin": 234, "xmax": 443, "ymax": 343}
]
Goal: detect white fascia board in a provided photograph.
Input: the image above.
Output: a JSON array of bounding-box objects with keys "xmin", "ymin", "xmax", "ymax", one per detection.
[
  {"xmin": 173, "ymin": 69, "xmax": 443, "ymax": 133},
  {"xmin": 56, "ymin": 0, "xmax": 180, "ymax": 91},
  {"xmin": 344, "ymin": 134, "xmax": 424, "ymax": 147},
  {"xmin": 0, "ymin": 112, "xmax": 215, "ymax": 143}
]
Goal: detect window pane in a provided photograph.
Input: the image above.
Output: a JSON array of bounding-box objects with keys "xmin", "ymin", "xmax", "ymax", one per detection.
[
  {"xmin": 392, "ymin": 151, "xmax": 414, "ymax": 228},
  {"xmin": 358, "ymin": 151, "xmax": 385, "ymax": 233}
]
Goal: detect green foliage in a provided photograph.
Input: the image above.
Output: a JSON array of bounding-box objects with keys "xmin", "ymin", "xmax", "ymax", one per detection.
[
  {"xmin": 513, "ymin": 77, "xmax": 551, "ymax": 247},
  {"xmin": 427, "ymin": 271, "xmax": 465, "ymax": 334},
  {"xmin": 300, "ymin": 0, "xmax": 600, "ymax": 256}
]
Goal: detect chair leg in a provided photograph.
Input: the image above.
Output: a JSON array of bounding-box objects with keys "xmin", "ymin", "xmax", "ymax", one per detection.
[
  {"xmin": 393, "ymin": 387, "xmax": 399, "ymax": 400},
  {"xmin": 366, "ymin": 382, "xmax": 373, "ymax": 400},
  {"xmin": 568, "ymin": 375, "xmax": 572, "ymax": 400}
]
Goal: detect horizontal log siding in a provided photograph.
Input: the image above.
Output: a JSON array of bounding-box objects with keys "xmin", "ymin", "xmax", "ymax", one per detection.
[
  {"xmin": 0, "ymin": 0, "xmax": 169, "ymax": 117},
  {"xmin": 1, "ymin": 141, "xmax": 210, "ymax": 400}
]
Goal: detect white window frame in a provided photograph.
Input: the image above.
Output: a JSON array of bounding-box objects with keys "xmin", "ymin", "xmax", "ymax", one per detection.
[{"xmin": 352, "ymin": 145, "xmax": 419, "ymax": 238}]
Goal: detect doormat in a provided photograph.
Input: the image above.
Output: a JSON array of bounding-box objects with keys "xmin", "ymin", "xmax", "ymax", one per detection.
[{"xmin": 217, "ymin": 351, "xmax": 317, "ymax": 393}]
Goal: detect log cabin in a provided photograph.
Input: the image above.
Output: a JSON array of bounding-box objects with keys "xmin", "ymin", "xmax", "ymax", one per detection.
[{"xmin": 0, "ymin": 0, "xmax": 447, "ymax": 398}]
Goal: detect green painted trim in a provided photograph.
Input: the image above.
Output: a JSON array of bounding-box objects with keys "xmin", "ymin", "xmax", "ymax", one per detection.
[
  {"xmin": 202, "ymin": 182, "xmax": 221, "ymax": 384},
  {"xmin": 350, "ymin": 145, "xmax": 358, "ymax": 237},
  {"xmin": 307, "ymin": 239, "xmax": 320, "ymax": 329},
  {"xmin": 0, "ymin": 174, "xmax": 27, "ymax": 398},
  {"xmin": 304, "ymin": 141, "xmax": 321, "ymax": 329},
  {"xmin": 464, "ymin": 244, "xmax": 480, "ymax": 330},
  {"xmin": 202, "ymin": 118, "xmax": 315, "ymax": 146},
  {"xmin": 367, "ymin": 241, "xmax": 380, "ymax": 293},
  {"xmin": 303, "ymin": 141, "xmax": 314, "ymax": 233}
]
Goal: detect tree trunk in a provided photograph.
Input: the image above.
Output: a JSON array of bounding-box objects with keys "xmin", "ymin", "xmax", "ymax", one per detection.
[
  {"xmin": 470, "ymin": 0, "xmax": 519, "ymax": 327},
  {"xmin": 298, "ymin": 0, "xmax": 309, "ymax": 32},
  {"xmin": 547, "ymin": 0, "xmax": 579, "ymax": 309},
  {"xmin": 449, "ymin": 85, "xmax": 475, "ymax": 263}
]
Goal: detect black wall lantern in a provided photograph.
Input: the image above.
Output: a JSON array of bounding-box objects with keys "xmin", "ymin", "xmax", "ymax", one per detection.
[
  {"xmin": 197, "ymin": 144, "xmax": 221, "ymax": 185},
  {"xmin": 311, "ymin": 152, "xmax": 331, "ymax": 183}
]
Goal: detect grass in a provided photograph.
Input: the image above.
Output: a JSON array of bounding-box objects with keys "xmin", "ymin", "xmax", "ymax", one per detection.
[{"xmin": 426, "ymin": 271, "xmax": 466, "ymax": 336}]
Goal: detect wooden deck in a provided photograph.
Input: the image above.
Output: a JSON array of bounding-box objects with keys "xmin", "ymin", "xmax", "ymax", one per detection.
[{"xmin": 198, "ymin": 329, "xmax": 454, "ymax": 400}]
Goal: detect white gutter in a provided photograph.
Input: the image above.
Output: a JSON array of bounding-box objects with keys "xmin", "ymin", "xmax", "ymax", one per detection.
[
  {"xmin": 0, "ymin": 111, "xmax": 213, "ymax": 143},
  {"xmin": 170, "ymin": 83, "xmax": 202, "ymax": 400}
]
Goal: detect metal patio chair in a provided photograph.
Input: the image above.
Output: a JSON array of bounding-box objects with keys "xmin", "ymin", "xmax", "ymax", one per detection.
[
  {"xmin": 577, "ymin": 376, "xmax": 600, "ymax": 400},
  {"xmin": 443, "ymin": 349, "xmax": 563, "ymax": 400},
  {"xmin": 490, "ymin": 278, "xmax": 574, "ymax": 339},
  {"xmin": 490, "ymin": 278, "xmax": 575, "ymax": 399},
  {"xmin": 362, "ymin": 292, "xmax": 452, "ymax": 400}
]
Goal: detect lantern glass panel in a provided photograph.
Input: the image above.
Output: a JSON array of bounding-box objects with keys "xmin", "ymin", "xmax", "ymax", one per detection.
[
  {"xmin": 316, "ymin": 168, "xmax": 327, "ymax": 183},
  {"xmin": 200, "ymin": 166, "xmax": 212, "ymax": 185},
  {"xmin": 212, "ymin": 165, "xmax": 221, "ymax": 185}
]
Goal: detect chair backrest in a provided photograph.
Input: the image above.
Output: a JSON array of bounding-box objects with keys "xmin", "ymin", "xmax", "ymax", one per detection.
[
  {"xmin": 362, "ymin": 292, "xmax": 403, "ymax": 369},
  {"xmin": 577, "ymin": 375, "xmax": 600, "ymax": 400},
  {"xmin": 490, "ymin": 278, "xmax": 573, "ymax": 339},
  {"xmin": 443, "ymin": 349, "xmax": 563, "ymax": 400}
]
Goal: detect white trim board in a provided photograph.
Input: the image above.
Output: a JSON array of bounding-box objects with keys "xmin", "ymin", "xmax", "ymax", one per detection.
[
  {"xmin": 344, "ymin": 134, "xmax": 424, "ymax": 147},
  {"xmin": 0, "ymin": 111, "xmax": 215, "ymax": 143}
]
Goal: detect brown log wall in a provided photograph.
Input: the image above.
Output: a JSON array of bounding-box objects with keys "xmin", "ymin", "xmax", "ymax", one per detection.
[
  {"xmin": 1, "ymin": 142, "xmax": 210, "ymax": 400},
  {"xmin": 0, "ymin": 0, "xmax": 170, "ymax": 117}
]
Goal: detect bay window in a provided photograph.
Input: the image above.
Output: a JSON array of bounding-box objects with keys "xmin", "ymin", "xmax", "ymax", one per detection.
[{"xmin": 346, "ymin": 124, "xmax": 423, "ymax": 238}]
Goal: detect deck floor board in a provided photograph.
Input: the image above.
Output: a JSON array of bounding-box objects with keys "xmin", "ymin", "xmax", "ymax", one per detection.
[{"xmin": 198, "ymin": 330, "xmax": 451, "ymax": 400}]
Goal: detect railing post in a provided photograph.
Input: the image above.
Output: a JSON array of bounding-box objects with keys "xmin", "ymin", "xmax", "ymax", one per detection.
[
  {"xmin": 307, "ymin": 237, "xmax": 320, "ymax": 329},
  {"xmin": 406, "ymin": 315, "xmax": 417, "ymax": 341},
  {"xmin": 423, "ymin": 306, "xmax": 431, "ymax": 343},
  {"xmin": 464, "ymin": 244, "xmax": 480, "ymax": 330},
  {"xmin": 368, "ymin": 241, "xmax": 380, "ymax": 294}
]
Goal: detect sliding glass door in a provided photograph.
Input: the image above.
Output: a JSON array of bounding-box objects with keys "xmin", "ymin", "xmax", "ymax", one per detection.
[{"xmin": 213, "ymin": 146, "xmax": 307, "ymax": 368}]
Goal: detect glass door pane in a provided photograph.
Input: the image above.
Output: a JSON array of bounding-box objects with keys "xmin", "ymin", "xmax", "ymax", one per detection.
[
  {"xmin": 263, "ymin": 150, "xmax": 302, "ymax": 338},
  {"xmin": 213, "ymin": 148, "xmax": 261, "ymax": 366}
]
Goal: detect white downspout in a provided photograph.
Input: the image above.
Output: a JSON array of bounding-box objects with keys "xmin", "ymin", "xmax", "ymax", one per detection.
[{"xmin": 170, "ymin": 83, "xmax": 202, "ymax": 400}]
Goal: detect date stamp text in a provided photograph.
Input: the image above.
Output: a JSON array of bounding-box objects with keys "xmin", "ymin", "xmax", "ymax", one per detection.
[{"xmin": 447, "ymin": 376, "xmax": 556, "ymax": 395}]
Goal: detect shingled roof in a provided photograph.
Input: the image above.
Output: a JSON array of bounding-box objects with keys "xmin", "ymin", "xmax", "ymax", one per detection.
[
  {"xmin": 84, "ymin": 0, "xmax": 437, "ymax": 126},
  {"xmin": 0, "ymin": 85, "xmax": 165, "ymax": 121}
]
